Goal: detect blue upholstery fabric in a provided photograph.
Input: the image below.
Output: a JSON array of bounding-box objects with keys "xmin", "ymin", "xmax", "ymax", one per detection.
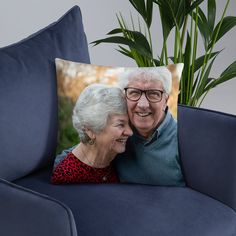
[
  {"xmin": 178, "ymin": 105, "xmax": 236, "ymax": 212},
  {"xmin": 1, "ymin": 5, "xmax": 236, "ymax": 235},
  {"xmin": 15, "ymin": 168, "xmax": 236, "ymax": 236},
  {"xmin": 0, "ymin": 6, "xmax": 90, "ymax": 181},
  {"xmin": 0, "ymin": 177, "xmax": 77, "ymax": 236}
]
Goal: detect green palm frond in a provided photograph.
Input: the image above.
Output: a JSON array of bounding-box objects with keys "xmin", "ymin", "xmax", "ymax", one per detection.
[{"xmin": 92, "ymin": 0, "xmax": 236, "ymax": 106}]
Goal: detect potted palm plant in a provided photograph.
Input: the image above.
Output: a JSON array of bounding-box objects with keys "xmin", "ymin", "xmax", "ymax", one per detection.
[{"xmin": 92, "ymin": 0, "xmax": 236, "ymax": 106}]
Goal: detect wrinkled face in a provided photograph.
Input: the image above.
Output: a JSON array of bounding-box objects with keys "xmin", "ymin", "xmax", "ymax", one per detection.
[
  {"xmin": 95, "ymin": 114, "xmax": 133, "ymax": 155},
  {"xmin": 126, "ymin": 79, "xmax": 168, "ymax": 138}
]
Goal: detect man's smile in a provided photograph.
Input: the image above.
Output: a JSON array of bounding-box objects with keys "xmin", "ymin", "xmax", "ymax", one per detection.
[{"xmin": 135, "ymin": 112, "xmax": 152, "ymax": 117}]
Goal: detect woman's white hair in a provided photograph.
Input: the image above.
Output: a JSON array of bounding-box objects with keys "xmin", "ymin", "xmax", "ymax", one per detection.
[
  {"xmin": 72, "ymin": 83, "xmax": 127, "ymax": 144},
  {"xmin": 118, "ymin": 67, "xmax": 172, "ymax": 94}
]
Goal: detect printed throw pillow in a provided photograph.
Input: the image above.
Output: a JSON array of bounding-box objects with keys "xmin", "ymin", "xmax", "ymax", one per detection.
[{"xmin": 55, "ymin": 58, "xmax": 183, "ymax": 154}]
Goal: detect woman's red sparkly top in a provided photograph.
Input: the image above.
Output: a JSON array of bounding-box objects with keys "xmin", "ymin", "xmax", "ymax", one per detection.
[{"xmin": 51, "ymin": 152, "xmax": 119, "ymax": 184}]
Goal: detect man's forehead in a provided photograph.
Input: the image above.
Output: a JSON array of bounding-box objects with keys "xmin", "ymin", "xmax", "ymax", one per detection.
[{"xmin": 128, "ymin": 78, "xmax": 163, "ymax": 88}]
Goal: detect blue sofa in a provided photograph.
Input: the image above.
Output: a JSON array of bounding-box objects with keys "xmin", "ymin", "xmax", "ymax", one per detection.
[{"xmin": 0, "ymin": 5, "xmax": 236, "ymax": 236}]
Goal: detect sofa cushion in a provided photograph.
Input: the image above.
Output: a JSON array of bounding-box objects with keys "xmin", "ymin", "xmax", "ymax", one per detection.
[
  {"xmin": 0, "ymin": 6, "xmax": 90, "ymax": 181},
  {"xmin": 15, "ymin": 168, "xmax": 236, "ymax": 236}
]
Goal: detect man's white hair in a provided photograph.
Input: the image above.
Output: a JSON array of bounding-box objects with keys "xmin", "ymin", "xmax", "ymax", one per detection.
[{"xmin": 118, "ymin": 67, "xmax": 172, "ymax": 94}]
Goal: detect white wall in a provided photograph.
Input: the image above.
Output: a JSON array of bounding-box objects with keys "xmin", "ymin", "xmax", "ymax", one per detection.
[{"xmin": 0, "ymin": 0, "xmax": 235, "ymax": 114}]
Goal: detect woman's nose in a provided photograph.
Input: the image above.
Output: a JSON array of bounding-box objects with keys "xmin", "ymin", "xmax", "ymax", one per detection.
[{"xmin": 125, "ymin": 125, "xmax": 133, "ymax": 136}]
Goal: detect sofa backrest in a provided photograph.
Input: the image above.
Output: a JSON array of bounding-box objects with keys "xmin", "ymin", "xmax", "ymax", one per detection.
[
  {"xmin": 0, "ymin": 5, "xmax": 90, "ymax": 181},
  {"xmin": 178, "ymin": 104, "xmax": 236, "ymax": 211}
]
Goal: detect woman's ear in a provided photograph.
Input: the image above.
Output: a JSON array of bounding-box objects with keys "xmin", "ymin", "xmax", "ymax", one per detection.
[{"xmin": 85, "ymin": 128, "xmax": 96, "ymax": 141}]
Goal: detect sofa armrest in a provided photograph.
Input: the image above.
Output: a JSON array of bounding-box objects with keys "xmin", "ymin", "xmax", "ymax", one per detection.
[
  {"xmin": 178, "ymin": 105, "xmax": 236, "ymax": 211},
  {"xmin": 0, "ymin": 178, "xmax": 77, "ymax": 236}
]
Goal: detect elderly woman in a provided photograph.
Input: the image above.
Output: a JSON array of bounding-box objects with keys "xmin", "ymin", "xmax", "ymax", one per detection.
[
  {"xmin": 51, "ymin": 84, "xmax": 133, "ymax": 184},
  {"xmin": 115, "ymin": 66, "xmax": 185, "ymax": 186}
]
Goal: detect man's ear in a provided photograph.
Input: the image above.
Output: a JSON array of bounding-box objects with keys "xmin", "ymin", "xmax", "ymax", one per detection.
[
  {"xmin": 162, "ymin": 94, "xmax": 169, "ymax": 112},
  {"xmin": 165, "ymin": 93, "xmax": 169, "ymax": 102}
]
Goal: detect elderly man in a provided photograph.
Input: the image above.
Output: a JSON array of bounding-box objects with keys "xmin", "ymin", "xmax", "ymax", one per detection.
[
  {"xmin": 54, "ymin": 66, "xmax": 185, "ymax": 186},
  {"xmin": 115, "ymin": 67, "xmax": 185, "ymax": 186}
]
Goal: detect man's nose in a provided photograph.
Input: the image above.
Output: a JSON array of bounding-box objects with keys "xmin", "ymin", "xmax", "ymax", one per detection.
[{"xmin": 137, "ymin": 93, "xmax": 149, "ymax": 108}]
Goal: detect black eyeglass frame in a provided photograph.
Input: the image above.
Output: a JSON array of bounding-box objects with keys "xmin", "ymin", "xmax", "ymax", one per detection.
[{"xmin": 124, "ymin": 87, "xmax": 165, "ymax": 103}]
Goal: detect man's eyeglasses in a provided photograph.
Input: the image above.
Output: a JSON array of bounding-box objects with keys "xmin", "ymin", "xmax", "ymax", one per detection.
[{"xmin": 124, "ymin": 87, "xmax": 165, "ymax": 103}]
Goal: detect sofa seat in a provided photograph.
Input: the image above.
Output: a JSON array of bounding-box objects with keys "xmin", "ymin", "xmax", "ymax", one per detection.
[{"xmin": 15, "ymin": 168, "xmax": 236, "ymax": 236}]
